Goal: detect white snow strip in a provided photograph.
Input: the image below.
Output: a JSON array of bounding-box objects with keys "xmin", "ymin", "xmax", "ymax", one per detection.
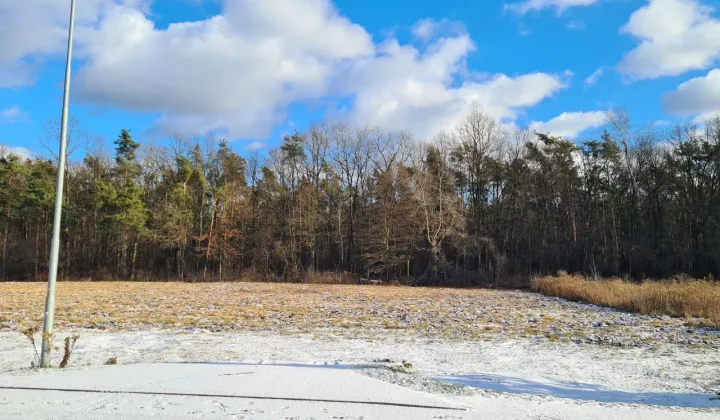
[{"xmin": 1, "ymin": 329, "xmax": 718, "ymax": 419}]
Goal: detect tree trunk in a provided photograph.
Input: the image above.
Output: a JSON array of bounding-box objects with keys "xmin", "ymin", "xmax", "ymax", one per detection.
[
  {"xmin": 406, "ymin": 256, "xmax": 410, "ymax": 281},
  {"xmin": 337, "ymin": 207, "xmax": 344, "ymax": 268},
  {"xmin": 176, "ymin": 247, "xmax": 184, "ymax": 281},
  {"xmin": 130, "ymin": 237, "xmax": 139, "ymax": 280},
  {"xmin": 218, "ymin": 257, "xmax": 223, "ymax": 282},
  {"xmin": 119, "ymin": 227, "xmax": 128, "ymax": 278},
  {"xmin": 1, "ymin": 222, "xmax": 8, "ymax": 279},
  {"xmin": 611, "ymin": 202, "xmax": 620, "ymax": 275},
  {"xmin": 35, "ymin": 217, "xmax": 41, "ymax": 279},
  {"xmin": 63, "ymin": 214, "xmax": 70, "ymax": 279},
  {"xmin": 203, "ymin": 203, "xmax": 217, "ymax": 280}
]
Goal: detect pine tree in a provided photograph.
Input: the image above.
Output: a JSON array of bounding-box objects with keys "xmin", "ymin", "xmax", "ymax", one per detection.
[{"xmin": 110, "ymin": 129, "xmax": 148, "ymax": 279}]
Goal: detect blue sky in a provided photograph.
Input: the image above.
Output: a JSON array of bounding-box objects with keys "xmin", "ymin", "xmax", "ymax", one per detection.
[{"xmin": 1, "ymin": 0, "xmax": 720, "ymax": 160}]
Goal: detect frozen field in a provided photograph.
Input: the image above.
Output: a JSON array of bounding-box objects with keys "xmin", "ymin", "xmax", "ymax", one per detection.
[{"xmin": 1, "ymin": 282, "xmax": 719, "ymax": 418}]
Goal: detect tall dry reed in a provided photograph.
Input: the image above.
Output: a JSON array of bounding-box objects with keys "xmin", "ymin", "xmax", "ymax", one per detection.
[{"xmin": 532, "ymin": 274, "xmax": 720, "ymax": 327}]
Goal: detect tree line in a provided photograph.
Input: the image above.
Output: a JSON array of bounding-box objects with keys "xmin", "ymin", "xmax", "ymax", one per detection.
[{"xmin": 1, "ymin": 108, "xmax": 719, "ymax": 285}]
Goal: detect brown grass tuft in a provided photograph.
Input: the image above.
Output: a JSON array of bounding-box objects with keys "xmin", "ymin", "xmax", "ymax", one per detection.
[
  {"xmin": 59, "ymin": 335, "xmax": 80, "ymax": 368},
  {"xmin": 532, "ymin": 274, "xmax": 720, "ymax": 327},
  {"xmin": 21, "ymin": 325, "xmax": 41, "ymax": 366}
]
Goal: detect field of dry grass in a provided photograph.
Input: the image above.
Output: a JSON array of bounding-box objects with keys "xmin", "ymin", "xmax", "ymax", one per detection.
[
  {"xmin": 1, "ymin": 282, "xmax": 491, "ymax": 336},
  {"xmin": 532, "ymin": 274, "xmax": 720, "ymax": 327},
  {"xmin": 1, "ymin": 281, "xmax": 718, "ymax": 347}
]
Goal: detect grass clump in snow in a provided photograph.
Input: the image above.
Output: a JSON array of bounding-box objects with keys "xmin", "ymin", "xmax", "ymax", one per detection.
[
  {"xmin": 19, "ymin": 326, "xmax": 79, "ymax": 368},
  {"xmin": 532, "ymin": 274, "xmax": 720, "ymax": 327},
  {"xmin": 21, "ymin": 326, "xmax": 41, "ymax": 367},
  {"xmin": 388, "ymin": 361, "xmax": 414, "ymax": 373},
  {"xmin": 59, "ymin": 335, "xmax": 80, "ymax": 368}
]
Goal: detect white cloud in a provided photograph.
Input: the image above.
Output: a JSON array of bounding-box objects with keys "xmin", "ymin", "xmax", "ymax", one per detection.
[
  {"xmin": 246, "ymin": 141, "xmax": 266, "ymax": 151},
  {"xmin": 693, "ymin": 111, "xmax": 720, "ymax": 123},
  {"xmin": 0, "ymin": 145, "xmax": 34, "ymax": 160},
  {"xmin": 73, "ymin": 0, "xmax": 374, "ymax": 138},
  {"xmin": 618, "ymin": 0, "xmax": 720, "ymax": 80},
  {"xmin": 652, "ymin": 119, "xmax": 673, "ymax": 126},
  {"xmin": 411, "ymin": 18, "xmax": 465, "ymax": 42},
  {"xmin": 584, "ymin": 67, "xmax": 604, "ymax": 85},
  {"xmin": 2, "ymin": 0, "xmax": 570, "ymax": 140},
  {"xmin": 341, "ymin": 35, "xmax": 568, "ymax": 139},
  {"xmin": 530, "ymin": 111, "xmax": 606, "ymax": 139},
  {"xmin": 505, "ymin": 0, "xmax": 599, "ymax": 15},
  {"xmin": 0, "ymin": 106, "xmax": 28, "ymax": 123},
  {"xmin": 566, "ymin": 20, "xmax": 585, "ymax": 30},
  {"xmin": 0, "ymin": 0, "xmax": 131, "ymax": 87},
  {"xmin": 1, "ymin": 106, "xmax": 21, "ymax": 121},
  {"xmin": 411, "ymin": 19, "xmax": 437, "ymax": 41},
  {"xmin": 662, "ymin": 68, "xmax": 720, "ymax": 123}
]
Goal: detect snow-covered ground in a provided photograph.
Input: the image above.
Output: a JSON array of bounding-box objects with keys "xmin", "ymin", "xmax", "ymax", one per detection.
[
  {"xmin": 2, "ymin": 329, "xmax": 718, "ymax": 419},
  {"xmin": 2, "ymin": 284, "xmax": 719, "ymax": 418}
]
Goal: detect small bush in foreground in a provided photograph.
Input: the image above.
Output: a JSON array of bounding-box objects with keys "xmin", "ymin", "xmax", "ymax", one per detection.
[{"xmin": 532, "ymin": 274, "xmax": 720, "ymax": 327}]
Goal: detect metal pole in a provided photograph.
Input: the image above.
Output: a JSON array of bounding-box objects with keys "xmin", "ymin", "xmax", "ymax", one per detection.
[{"xmin": 40, "ymin": 0, "xmax": 76, "ymax": 368}]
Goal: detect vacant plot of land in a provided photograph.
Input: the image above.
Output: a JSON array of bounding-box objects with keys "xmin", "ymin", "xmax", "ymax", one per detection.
[
  {"xmin": 2, "ymin": 282, "xmax": 719, "ymax": 418},
  {"xmin": 1, "ymin": 282, "xmax": 718, "ymax": 347},
  {"xmin": 532, "ymin": 275, "xmax": 720, "ymax": 327}
]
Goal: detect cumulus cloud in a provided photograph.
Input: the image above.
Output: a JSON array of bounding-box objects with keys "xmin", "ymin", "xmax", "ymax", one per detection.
[
  {"xmin": 505, "ymin": 0, "xmax": 599, "ymax": 15},
  {"xmin": 0, "ymin": 145, "xmax": 34, "ymax": 160},
  {"xmin": 0, "ymin": 0, "xmax": 133, "ymax": 87},
  {"xmin": 339, "ymin": 34, "xmax": 569, "ymax": 139},
  {"xmin": 530, "ymin": 111, "xmax": 606, "ymax": 139},
  {"xmin": 693, "ymin": 111, "xmax": 720, "ymax": 123},
  {"xmin": 618, "ymin": 0, "xmax": 720, "ymax": 80},
  {"xmin": 412, "ymin": 19, "xmax": 439, "ymax": 41},
  {"xmin": 2, "ymin": 0, "xmax": 571, "ymax": 140},
  {"xmin": 662, "ymin": 68, "xmax": 720, "ymax": 123},
  {"xmin": 73, "ymin": 0, "xmax": 374, "ymax": 138}
]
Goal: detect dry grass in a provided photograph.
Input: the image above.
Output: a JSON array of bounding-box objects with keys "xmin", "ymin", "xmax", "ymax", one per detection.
[
  {"xmin": 301, "ymin": 272, "xmax": 360, "ymax": 284},
  {"xmin": 1, "ymin": 281, "xmax": 717, "ymax": 345},
  {"xmin": 532, "ymin": 274, "xmax": 720, "ymax": 327},
  {"xmin": 93, "ymin": 270, "xmax": 364, "ymax": 284},
  {"xmin": 59, "ymin": 335, "xmax": 80, "ymax": 368},
  {"xmin": 0, "ymin": 282, "xmax": 497, "ymax": 337}
]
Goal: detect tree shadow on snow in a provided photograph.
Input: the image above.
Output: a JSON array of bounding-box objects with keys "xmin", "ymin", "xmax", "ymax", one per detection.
[{"xmin": 434, "ymin": 373, "xmax": 719, "ymax": 408}]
